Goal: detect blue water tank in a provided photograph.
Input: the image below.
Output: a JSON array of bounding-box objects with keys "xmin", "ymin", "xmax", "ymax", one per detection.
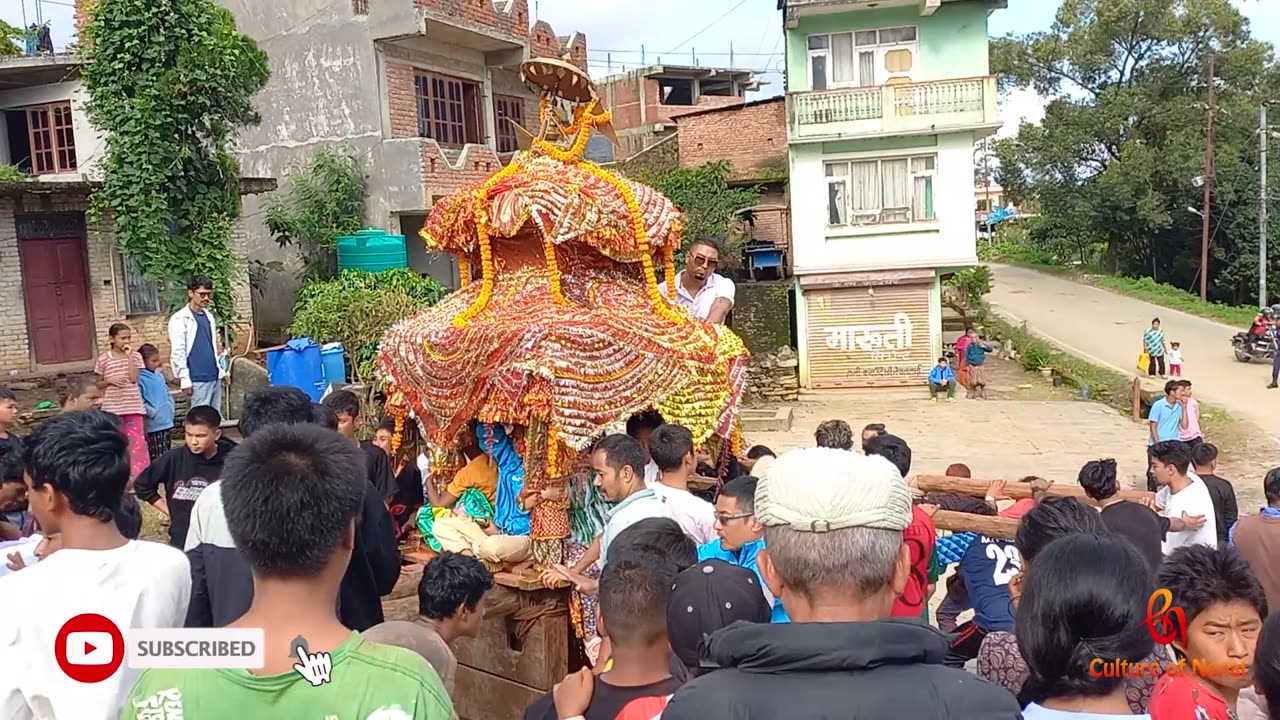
[
  {"xmin": 337, "ymin": 228, "xmax": 409, "ymax": 273},
  {"xmin": 266, "ymin": 337, "xmax": 327, "ymax": 401},
  {"xmin": 320, "ymin": 342, "xmax": 347, "ymax": 388}
]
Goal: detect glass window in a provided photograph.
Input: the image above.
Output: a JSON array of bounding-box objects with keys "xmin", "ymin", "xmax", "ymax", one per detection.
[
  {"xmin": 879, "ymin": 26, "xmax": 917, "ymax": 44},
  {"xmin": 825, "ymin": 155, "xmax": 937, "ymax": 227},
  {"xmin": 808, "ymin": 35, "xmax": 829, "ymax": 50},
  {"xmin": 122, "ymin": 254, "xmax": 163, "ymax": 315},
  {"xmin": 810, "ymin": 54, "xmax": 828, "ymax": 91},
  {"xmin": 855, "ymin": 30, "xmax": 878, "ymax": 47}
]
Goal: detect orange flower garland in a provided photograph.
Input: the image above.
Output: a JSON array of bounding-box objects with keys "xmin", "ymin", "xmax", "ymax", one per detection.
[
  {"xmin": 543, "ymin": 236, "xmax": 566, "ymax": 305},
  {"xmin": 545, "ymin": 425, "xmax": 559, "ymax": 477},
  {"xmin": 453, "ymin": 163, "xmax": 520, "ymax": 327},
  {"xmin": 391, "ymin": 414, "xmax": 405, "ymax": 455},
  {"xmin": 663, "ymin": 243, "xmax": 677, "ymax": 300},
  {"xmin": 614, "ymin": 178, "xmax": 683, "ymax": 324},
  {"xmin": 458, "ymin": 256, "xmax": 471, "ymax": 288}
]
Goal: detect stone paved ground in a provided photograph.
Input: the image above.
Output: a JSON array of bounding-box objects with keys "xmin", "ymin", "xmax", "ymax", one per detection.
[{"xmin": 746, "ymin": 357, "xmax": 1154, "ymax": 491}]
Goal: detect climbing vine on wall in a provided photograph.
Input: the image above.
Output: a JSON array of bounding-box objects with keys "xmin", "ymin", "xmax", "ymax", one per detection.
[{"xmin": 81, "ymin": 0, "xmax": 269, "ymax": 320}]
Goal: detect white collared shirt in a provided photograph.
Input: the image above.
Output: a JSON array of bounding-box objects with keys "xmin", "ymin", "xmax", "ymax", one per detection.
[{"xmin": 658, "ymin": 271, "xmax": 736, "ymax": 321}]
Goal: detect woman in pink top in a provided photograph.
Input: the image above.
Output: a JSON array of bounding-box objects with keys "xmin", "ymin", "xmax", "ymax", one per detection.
[
  {"xmin": 94, "ymin": 323, "xmax": 149, "ymax": 479},
  {"xmin": 1177, "ymin": 380, "xmax": 1202, "ymax": 444}
]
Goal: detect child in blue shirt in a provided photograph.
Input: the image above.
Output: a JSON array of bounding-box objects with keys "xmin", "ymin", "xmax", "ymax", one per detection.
[
  {"xmin": 137, "ymin": 343, "xmax": 176, "ymax": 461},
  {"xmin": 928, "ymin": 357, "xmax": 956, "ymax": 402}
]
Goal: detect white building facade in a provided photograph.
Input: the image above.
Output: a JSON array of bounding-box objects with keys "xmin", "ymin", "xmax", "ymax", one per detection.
[{"xmin": 782, "ymin": 0, "xmax": 1005, "ymax": 388}]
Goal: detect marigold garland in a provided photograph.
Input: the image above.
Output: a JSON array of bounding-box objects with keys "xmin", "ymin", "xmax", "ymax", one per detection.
[
  {"xmin": 453, "ymin": 163, "xmax": 520, "ymax": 327},
  {"xmin": 663, "ymin": 243, "xmax": 677, "ymax": 300},
  {"xmin": 542, "ymin": 236, "xmax": 566, "ymax": 305},
  {"xmin": 458, "ymin": 256, "xmax": 471, "ymax": 288},
  {"xmin": 391, "ymin": 414, "xmax": 405, "ymax": 455},
  {"xmin": 616, "ymin": 179, "xmax": 683, "ymax": 324}
]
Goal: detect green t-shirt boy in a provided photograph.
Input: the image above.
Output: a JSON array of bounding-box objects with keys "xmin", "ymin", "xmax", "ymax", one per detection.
[{"xmin": 121, "ymin": 633, "xmax": 454, "ymax": 720}]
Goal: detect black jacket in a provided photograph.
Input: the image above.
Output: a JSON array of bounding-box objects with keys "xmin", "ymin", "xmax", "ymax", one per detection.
[
  {"xmin": 184, "ymin": 477, "xmax": 401, "ymax": 631},
  {"xmin": 662, "ymin": 620, "xmax": 1022, "ymax": 720},
  {"xmin": 135, "ymin": 438, "xmax": 237, "ymax": 548}
]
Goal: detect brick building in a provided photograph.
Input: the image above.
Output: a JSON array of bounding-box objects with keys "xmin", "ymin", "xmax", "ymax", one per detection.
[
  {"xmin": 207, "ymin": 0, "xmax": 587, "ymax": 336},
  {"xmin": 598, "ymin": 64, "xmax": 763, "ymax": 160},
  {"xmin": 674, "ymin": 97, "xmax": 790, "ymax": 268},
  {"xmin": 0, "ymin": 53, "xmax": 263, "ymax": 376}
]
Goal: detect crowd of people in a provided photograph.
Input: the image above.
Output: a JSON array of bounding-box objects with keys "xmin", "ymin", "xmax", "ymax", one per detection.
[{"xmin": 0, "ymin": 274, "xmax": 1279, "ymax": 718}]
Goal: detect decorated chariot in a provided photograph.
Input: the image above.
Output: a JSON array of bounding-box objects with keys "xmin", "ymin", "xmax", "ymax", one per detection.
[{"xmin": 373, "ymin": 56, "xmax": 749, "ymax": 717}]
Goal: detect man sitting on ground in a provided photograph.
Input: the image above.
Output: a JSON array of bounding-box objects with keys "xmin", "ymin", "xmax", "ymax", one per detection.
[
  {"xmin": 125, "ymin": 423, "xmax": 454, "ymax": 718},
  {"xmin": 525, "ymin": 554, "xmax": 682, "ymax": 720},
  {"xmin": 365, "ymin": 552, "xmax": 494, "ymax": 695},
  {"xmin": 0, "ymin": 412, "xmax": 191, "ymax": 720},
  {"xmin": 660, "ymin": 448, "xmax": 1021, "ymax": 719},
  {"xmin": 927, "ymin": 357, "xmax": 957, "ymax": 402},
  {"xmin": 647, "ymin": 424, "xmax": 717, "ymax": 545},
  {"xmin": 696, "ymin": 476, "xmax": 787, "ymax": 622}
]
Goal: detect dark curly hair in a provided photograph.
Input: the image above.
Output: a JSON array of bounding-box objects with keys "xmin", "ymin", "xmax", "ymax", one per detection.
[
  {"xmin": 1016, "ymin": 533, "xmax": 1155, "ymax": 706},
  {"xmin": 1015, "ymin": 496, "xmax": 1104, "ymax": 565},
  {"xmin": 1077, "ymin": 459, "xmax": 1119, "ymax": 502},
  {"xmin": 417, "ymin": 552, "xmax": 494, "ymax": 620}
]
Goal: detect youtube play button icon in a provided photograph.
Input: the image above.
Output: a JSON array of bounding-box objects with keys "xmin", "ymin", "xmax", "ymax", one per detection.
[{"xmin": 56, "ymin": 614, "xmax": 124, "ymax": 683}]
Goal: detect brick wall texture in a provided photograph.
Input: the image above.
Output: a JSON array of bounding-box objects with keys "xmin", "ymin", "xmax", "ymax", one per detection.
[
  {"xmin": 676, "ymin": 99, "xmax": 788, "ymax": 181},
  {"xmin": 732, "ymin": 281, "xmax": 794, "ymax": 355},
  {"xmin": 0, "ymin": 195, "xmax": 253, "ymax": 376}
]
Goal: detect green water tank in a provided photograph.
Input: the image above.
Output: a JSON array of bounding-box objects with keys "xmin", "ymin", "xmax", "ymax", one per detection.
[{"xmin": 336, "ymin": 228, "xmax": 409, "ymax": 273}]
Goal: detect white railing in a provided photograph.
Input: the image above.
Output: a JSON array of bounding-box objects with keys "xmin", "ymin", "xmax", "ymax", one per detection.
[{"xmin": 790, "ymin": 77, "xmax": 993, "ymax": 134}]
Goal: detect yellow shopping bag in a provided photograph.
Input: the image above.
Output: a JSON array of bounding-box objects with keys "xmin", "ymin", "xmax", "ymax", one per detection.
[{"xmin": 1137, "ymin": 352, "xmax": 1151, "ymax": 374}]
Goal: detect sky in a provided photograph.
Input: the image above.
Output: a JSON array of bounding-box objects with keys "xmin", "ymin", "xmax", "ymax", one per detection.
[{"xmin": 5, "ymin": 0, "xmax": 1279, "ymax": 137}]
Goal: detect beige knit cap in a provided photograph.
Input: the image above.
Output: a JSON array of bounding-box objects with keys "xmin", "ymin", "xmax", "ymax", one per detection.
[{"xmin": 754, "ymin": 447, "xmax": 912, "ymax": 532}]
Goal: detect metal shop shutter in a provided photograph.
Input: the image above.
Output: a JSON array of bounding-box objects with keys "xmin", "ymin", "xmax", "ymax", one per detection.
[{"xmin": 804, "ymin": 283, "xmax": 933, "ymax": 388}]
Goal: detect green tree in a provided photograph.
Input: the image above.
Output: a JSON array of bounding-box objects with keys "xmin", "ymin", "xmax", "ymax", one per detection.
[
  {"xmin": 81, "ymin": 0, "xmax": 269, "ymax": 319},
  {"xmin": 0, "ymin": 21, "xmax": 22, "ymax": 55},
  {"xmin": 632, "ymin": 161, "xmax": 761, "ymax": 273},
  {"xmin": 992, "ymin": 0, "xmax": 1280, "ymax": 303},
  {"xmin": 264, "ymin": 147, "xmax": 367, "ymax": 283}
]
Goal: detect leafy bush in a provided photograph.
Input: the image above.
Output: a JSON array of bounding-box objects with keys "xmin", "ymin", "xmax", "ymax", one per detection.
[
  {"xmin": 289, "ymin": 269, "xmax": 447, "ymax": 383},
  {"xmin": 946, "ymin": 266, "xmax": 992, "ymax": 306},
  {"xmin": 0, "ymin": 165, "xmax": 28, "ymax": 182},
  {"xmin": 265, "ymin": 147, "xmax": 367, "ymax": 283}
]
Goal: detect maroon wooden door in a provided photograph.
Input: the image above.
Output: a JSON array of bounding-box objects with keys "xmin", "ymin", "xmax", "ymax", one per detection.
[{"xmin": 19, "ymin": 238, "xmax": 95, "ymax": 365}]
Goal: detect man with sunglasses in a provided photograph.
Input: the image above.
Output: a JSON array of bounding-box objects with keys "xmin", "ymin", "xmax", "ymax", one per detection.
[
  {"xmin": 695, "ymin": 476, "xmax": 789, "ymax": 622},
  {"xmin": 168, "ymin": 275, "xmax": 227, "ymax": 411},
  {"xmin": 658, "ymin": 238, "xmax": 735, "ymax": 324}
]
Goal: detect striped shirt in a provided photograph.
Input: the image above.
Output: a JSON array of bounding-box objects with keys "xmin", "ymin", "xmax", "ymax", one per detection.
[
  {"xmin": 1144, "ymin": 328, "xmax": 1166, "ymax": 356},
  {"xmin": 94, "ymin": 351, "xmax": 146, "ymax": 416}
]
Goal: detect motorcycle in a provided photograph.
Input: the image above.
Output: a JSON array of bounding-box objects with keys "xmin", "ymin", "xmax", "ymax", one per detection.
[{"xmin": 1231, "ymin": 332, "xmax": 1273, "ymax": 363}]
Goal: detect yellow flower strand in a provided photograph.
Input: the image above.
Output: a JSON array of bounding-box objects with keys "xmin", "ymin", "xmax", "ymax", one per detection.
[
  {"xmin": 546, "ymin": 425, "xmax": 559, "ymax": 477},
  {"xmin": 453, "ymin": 162, "xmax": 520, "ymax": 327},
  {"xmin": 663, "ymin": 243, "xmax": 677, "ymax": 300},
  {"xmin": 543, "ymin": 236, "xmax": 566, "ymax": 305},
  {"xmin": 458, "ymin": 256, "xmax": 471, "ymax": 288}
]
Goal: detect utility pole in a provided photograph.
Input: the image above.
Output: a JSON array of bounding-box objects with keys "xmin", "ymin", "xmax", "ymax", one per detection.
[
  {"xmin": 1263, "ymin": 102, "xmax": 1270, "ymax": 307},
  {"xmin": 1200, "ymin": 55, "xmax": 1216, "ymax": 302}
]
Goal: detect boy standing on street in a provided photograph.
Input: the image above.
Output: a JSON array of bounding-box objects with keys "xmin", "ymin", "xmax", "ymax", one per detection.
[
  {"xmin": 964, "ymin": 330, "xmax": 995, "ymax": 400},
  {"xmin": 134, "ymin": 406, "xmax": 234, "ymax": 549},
  {"xmin": 125, "ymin": 422, "xmax": 454, "ymax": 719},
  {"xmin": 137, "ymin": 344, "xmax": 176, "ymax": 461}
]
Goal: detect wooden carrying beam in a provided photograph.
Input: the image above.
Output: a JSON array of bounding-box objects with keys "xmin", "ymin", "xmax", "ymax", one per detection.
[
  {"xmin": 932, "ymin": 509, "xmax": 1018, "ymax": 539},
  {"xmin": 913, "ymin": 475, "xmax": 1153, "ymax": 507}
]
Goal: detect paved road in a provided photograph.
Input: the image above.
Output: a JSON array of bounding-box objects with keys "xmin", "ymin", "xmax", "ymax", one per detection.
[{"xmin": 988, "ymin": 263, "xmax": 1280, "ymax": 442}]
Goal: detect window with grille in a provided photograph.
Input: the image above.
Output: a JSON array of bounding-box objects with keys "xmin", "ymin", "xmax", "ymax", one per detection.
[
  {"xmin": 26, "ymin": 102, "xmax": 78, "ymax": 174},
  {"xmin": 825, "ymin": 154, "xmax": 936, "ymax": 227},
  {"xmin": 414, "ymin": 72, "xmax": 483, "ymax": 147},
  {"xmin": 493, "ymin": 95, "xmax": 526, "ymax": 153},
  {"xmin": 121, "ymin": 253, "xmax": 163, "ymax": 315}
]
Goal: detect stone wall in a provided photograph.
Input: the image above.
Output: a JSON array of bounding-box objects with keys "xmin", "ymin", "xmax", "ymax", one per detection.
[
  {"xmin": 731, "ymin": 281, "xmax": 793, "ymax": 355},
  {"xmin": 746, "ymin": 346, "xmax": 799, "ymax": 403}
]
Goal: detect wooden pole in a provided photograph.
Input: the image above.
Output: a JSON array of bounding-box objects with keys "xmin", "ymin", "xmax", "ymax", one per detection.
[
  {"xmin": 932, "ymin": 510, "xmax": 1018, "ymax": 539},
  {"xmin": 1201, "ymin": 55, "xmax": 1216, "ymax": 301},
  {"xmin": 913, "ymin": 475, "xmax": 1154, "ymax": 507}
]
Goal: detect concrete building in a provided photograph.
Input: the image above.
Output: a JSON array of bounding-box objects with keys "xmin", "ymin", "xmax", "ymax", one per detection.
[
  {"xmin": 212, "ymin": 0, "xmax": 587, "ymax": 337},
  {"xmin": 780, "ymin": 0, "xmax": 1005, "ymax": 389},
  {"xmin": 0, "ymin": 52, "xmax": 261, "ymax": 376},
  {"xmin": 597, "ymin": 64, "xmax": 762, "ymax": 160}
]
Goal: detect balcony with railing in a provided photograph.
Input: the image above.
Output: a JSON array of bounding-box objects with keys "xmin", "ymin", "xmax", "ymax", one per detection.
[{"xmin": 787, "ymin": 76, "xmax": 999, "ymax": 142}]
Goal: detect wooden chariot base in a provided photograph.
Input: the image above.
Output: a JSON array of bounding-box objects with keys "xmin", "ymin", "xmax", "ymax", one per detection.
[{"xmin": 389, "ymin": 537, "xmax": 585, "ymax": 720}]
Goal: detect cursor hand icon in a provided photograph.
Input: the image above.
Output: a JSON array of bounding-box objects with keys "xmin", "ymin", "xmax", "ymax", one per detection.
[{"xmin": 290, "ymin": 636, "xmax": 332, "ymax": 687}]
